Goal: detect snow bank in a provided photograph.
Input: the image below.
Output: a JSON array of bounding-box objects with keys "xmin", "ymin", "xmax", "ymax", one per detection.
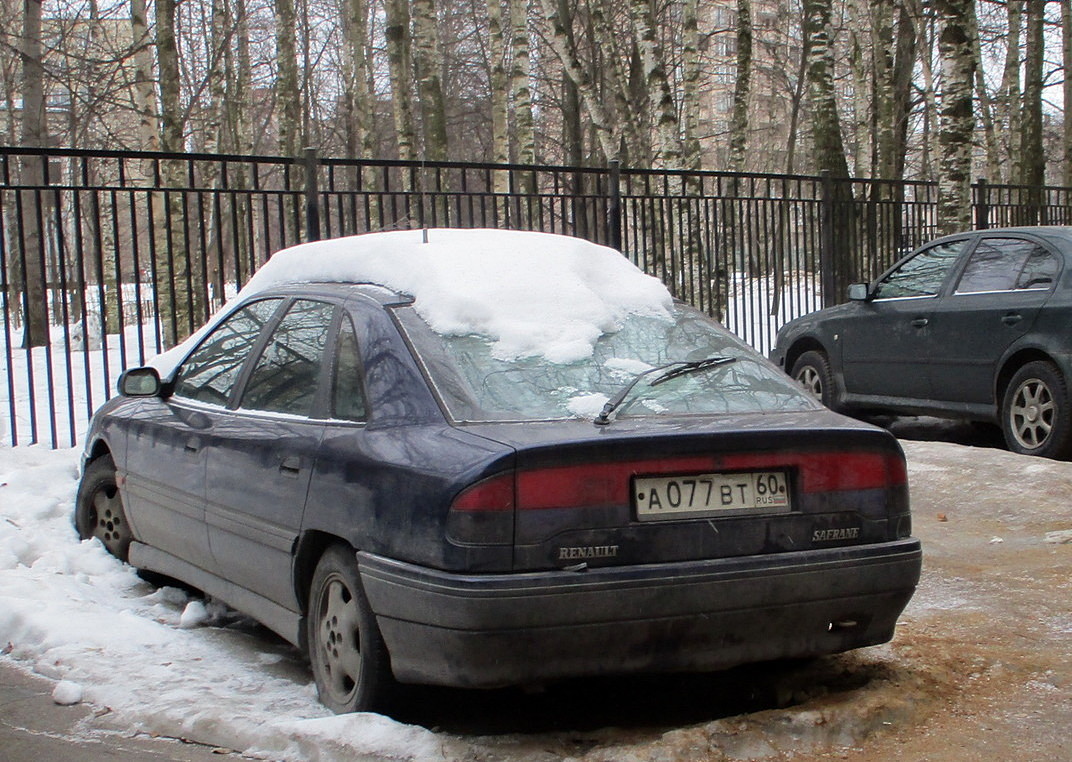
[
  {"xmin": 154, "ymin": 229, "xmax": 673, "ymax": 374},
  {"xmin": 0, "ymin": 446, "xmax": 453, "ymax": 761}
]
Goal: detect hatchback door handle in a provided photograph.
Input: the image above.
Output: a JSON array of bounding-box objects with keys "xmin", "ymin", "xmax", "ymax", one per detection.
[
  {"xmin": 1002, "ymin": 313, "xmax": 1022, "ymax": 326},
  {"xmin": 279, "ymin": 456, "xmax": 302, "ymax": 476},
  {"xmin": 184, "ymin": 437, "xmax": 201, "ymax": 454},
  {"xmin": 911, "ymin": 317, "xmax": 929, "ymax": 328}
]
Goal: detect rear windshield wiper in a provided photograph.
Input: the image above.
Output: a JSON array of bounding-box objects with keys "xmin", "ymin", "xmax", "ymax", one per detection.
[{"xmin": 594, "ymin": 356, "xmax": 737, "ymax": 426}]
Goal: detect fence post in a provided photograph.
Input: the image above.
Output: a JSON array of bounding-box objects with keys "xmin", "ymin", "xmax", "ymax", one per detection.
[
  {"xmin": 975, "ymin": 177, "xmax": 989, "ymax": 230},
  {"xmin": 304, "ymin": 147, "xmax": 321, "ymax": 242},
  {"xmin": 608, "ymin": 159, "xmax": 622, "ymax": 251},
  {"xmin": 819, "ymin": 170, "xmax": 837, "ymax": 308}
]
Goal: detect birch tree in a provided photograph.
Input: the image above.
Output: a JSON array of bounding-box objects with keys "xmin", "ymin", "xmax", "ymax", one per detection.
[
  {"xmin": 384, "ymin": 0, "xmax": 417, "ymax": 160},
  {"xmin": 934, "ymin": 0, "xmax": 977, "ymax": 234},
  {"xmin": 1020, "ymin": 0, "xmax": 1045, "ymax": 192},
  {"xmin": 413, "ymin": 0, "xmax": 448, "ymax": 161},
  {"xmin": 728, "ymin": 0, "xmax": 753, "ymax": 174},
  {"xmin": 274, "ymin": 0, "xmax": 303, "ymax": 157},
  {"xmin": 488, "ymin": 0, "xmax": 509, "ymax": 178},
  {"xmin": 1063, "ymin": 0, "xmax": 1072, "ymax": 185},
  {"xmin": 19, "ymin": 0, "xmax": 49, "ymax": 348},
  {"xmin": 803, "ymin": 0, "xmax": 851, "ymax": 180},
  {"xmin": 509, "ymin": 0, "xmax": 536, "ymax": 166}
]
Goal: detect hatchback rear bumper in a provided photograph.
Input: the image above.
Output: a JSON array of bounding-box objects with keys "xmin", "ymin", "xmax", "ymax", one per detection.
[{"xmin": 357, "ymin": 539, "xmax": 922, "ymax": 688}]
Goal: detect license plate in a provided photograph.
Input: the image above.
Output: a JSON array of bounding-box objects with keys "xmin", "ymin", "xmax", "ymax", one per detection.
[{"xmin": 634, "ymin": 471, "xmax": 790, "ymax": 520}]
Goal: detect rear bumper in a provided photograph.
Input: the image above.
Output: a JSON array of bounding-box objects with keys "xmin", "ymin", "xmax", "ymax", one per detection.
[{"xmin": 358, "ymin": 539, "xmax": 922, "ymax": 688}]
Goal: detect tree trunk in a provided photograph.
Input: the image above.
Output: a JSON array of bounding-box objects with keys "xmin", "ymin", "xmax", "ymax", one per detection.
[
  {"xmin": 509, "ymin": 0, "xmax": 536, "ymax": 166},
  {"xmin": 384, "ymin": 0, "xmax": 417, "ymax": 160},
  {"xmin": 274, "ymin": 0, "xmax": 303, "ymax": 157},
  {"xmin": 629, "ymin": 0, "xmax": 681, "ymax": 168},
  {"xmin": 130, "ymin": 0, "xmax": 159, "ymax": 152},
  {"xmin": 488, "ymin": 0, "xmax": 509, "ymax": 188},
  {"xmin": 890, "ymin": 0, "xmax": 917, "ymax": 182},
  {"xmin": 934, "ymin": 0, "xmax": 977, "ymax": 234},
  {"xmin": 728, "ymin": 0, "xmax": 753, "ymax": 174},
  {"xmin": 682, "ymin": 0, "xmax": 702, "ymax": 172},
  {"xmin": 1063, "ymin": 0, "xmax": 1072, "ymax": 186},
  {"xmin": 1021, "ymin": 0, "xmax": 1045, "ymax": 190},
  {"xmin": 19, "ymin": 0, "xmax": 49, "ymax": 349},
  {"xmin": 156, "ymin": 0, "xmax": 199, "ymax": 345},
  {"xmin": 803, "ymin": 0, "xmax": 851, "ymax": 179},
  {"xmin": 412, "ymin": 0, "xmax": 448, "ymax": 161},
  {"xmin": 999, "ymin": 0, "xmax": 1023, "ymax": 185},
  {"xmin": 342, "ymin": 0, "xmax": 375, "ymax": 159}
]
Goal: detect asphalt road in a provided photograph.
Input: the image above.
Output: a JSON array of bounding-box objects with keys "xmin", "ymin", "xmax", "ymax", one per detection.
[{"xmin": 0, "ymin": 661, "xmax": 239, "ymax": 762}]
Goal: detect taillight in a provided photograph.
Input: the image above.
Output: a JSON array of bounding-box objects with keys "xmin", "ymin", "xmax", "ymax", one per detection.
[
  {"xmin": 447, "ymin": 472, "xmax": 516, "ymax": 545},
  {"xmin": 446, "ymin": 450, "xmax": 907, "ymax": 545}
]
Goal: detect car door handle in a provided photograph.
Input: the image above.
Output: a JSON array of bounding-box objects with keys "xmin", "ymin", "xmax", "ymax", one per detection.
[
  {"xmin": 911, "ymin": 317, "xmax": 929, "ymax": 328},
  {"xmin": 279, "ymin": 456, "xmax": 302, "ymax": 476},
  {"xmin": 184, "ymin": 437, "xmax": 201, "ymax": 454},
  {"xmin": 1001, "ymin": 313, "xmax": 1022, "ymax": 326}
]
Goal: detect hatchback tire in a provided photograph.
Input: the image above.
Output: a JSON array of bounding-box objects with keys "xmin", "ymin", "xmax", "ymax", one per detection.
[
  {"xmin": 791, "ymin": 350, "xmax": 839, "ymax": 410},
  {"xmin": 1001, "ymin": 361, "xmax": 1072, "ymax": 459},
  {"xmin": 307, "ymin": 545, "xmax": 394, "ymax": 714},
  {"xmin": 75, "ymin": 454, "xmax": 133, "ymax": 561}
]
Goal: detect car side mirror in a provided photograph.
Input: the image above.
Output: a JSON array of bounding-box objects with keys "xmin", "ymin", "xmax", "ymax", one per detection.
[
  {"xmin": 847, "ymin": 283, "xmax": 871, "ymax": 302},
  {"xmin": 119, "ymin": 367, "xmax": 162, "ymax": 397}
]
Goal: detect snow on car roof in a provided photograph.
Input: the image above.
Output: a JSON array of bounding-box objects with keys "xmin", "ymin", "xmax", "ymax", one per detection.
[{"xmin": 156, "ymin": 229, "xmax": 672, "ymax": 373}]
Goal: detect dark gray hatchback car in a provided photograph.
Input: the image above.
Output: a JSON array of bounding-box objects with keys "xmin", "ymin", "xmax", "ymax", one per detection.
[{"xmin": 772, "ymin": 226, "xmax": 1072, "ymax": 459}]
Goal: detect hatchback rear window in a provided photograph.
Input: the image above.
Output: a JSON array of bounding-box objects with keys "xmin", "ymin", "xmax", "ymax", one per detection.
[{"xmin": 397, "ymin": 304, "xmax": 818, "ymax": 422}]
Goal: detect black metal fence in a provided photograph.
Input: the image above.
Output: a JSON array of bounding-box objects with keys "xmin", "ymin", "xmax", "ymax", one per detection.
[{"xmin": 4, "ymin": 145, "xmax": 1072, "ymax": 448}]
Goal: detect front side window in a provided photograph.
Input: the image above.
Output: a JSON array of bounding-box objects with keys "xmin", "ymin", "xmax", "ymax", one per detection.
[
  {"xmin": 955, "ymin": 238, "xmax": 1059, "ymax": 294},
  {"xmin": 241, "ymin": 300, "xmax": 336, "ymax": 416},
  {"xmin": 873, "ymin": 241, "xmax": 966, "ymax": 299},
  {"xmin": 173, "ymin": 299, "xmax": 283, "ymax": 406}
]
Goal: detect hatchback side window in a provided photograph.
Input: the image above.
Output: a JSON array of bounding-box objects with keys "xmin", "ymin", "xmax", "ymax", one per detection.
[
  {"xmin": 241, "ymin": 300, "xmax": 336, "ymax": 416},
  {"xmin": 331, "ymin": 318, "xmax": 367, "ymax": 422},
  {"xmin": 173, "ymin": 299, "xmax": 283, "ymax": 406},
  {"xmin": 873, "ymin": 241, "xmax": 965, "ymax": 299},
  {"xmin": 955, "ymin": 238, "xmax": 1057, "ymax": 294}
]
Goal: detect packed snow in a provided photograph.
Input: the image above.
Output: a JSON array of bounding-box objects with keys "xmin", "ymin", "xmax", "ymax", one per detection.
[{"xmin": 152, "ymin": 228, "xmax": 674, "ymax": 375}]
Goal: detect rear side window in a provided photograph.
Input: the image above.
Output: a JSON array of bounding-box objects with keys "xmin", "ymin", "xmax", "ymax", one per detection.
[
  {"xmin": 173, "ymin": 299, "xmax": 282, "ymax": 406},
  {"xmin": 874, "ymin": 241, "xmax": 965, "ymax": 299},
  {"xmin": 241, "ymin": 300, "xmax": 336, "ymax": 416},
  {"xmin": 331, "ymin": 318, "xmax": 367, "ymax": 422},
  {"xmin": 955, "ymin": 238, "xmax": 1059, "ymax": 294}
]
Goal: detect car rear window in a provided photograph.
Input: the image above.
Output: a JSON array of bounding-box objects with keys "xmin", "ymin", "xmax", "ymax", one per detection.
[{"xmin": 396, "ymin": 304, "xmax": 819, "ymax": 422}]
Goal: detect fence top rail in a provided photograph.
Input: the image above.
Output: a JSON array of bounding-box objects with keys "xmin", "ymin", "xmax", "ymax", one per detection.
[{"xmin": 0, "ymin": 145, "xmax": 927, "ymax": 189}]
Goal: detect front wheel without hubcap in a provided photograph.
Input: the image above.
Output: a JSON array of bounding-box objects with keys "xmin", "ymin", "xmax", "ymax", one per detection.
[
  {"xmin": 306, "ymin": 545, "xmax": 394, "ymax": 713},
  {"xmin": 75, "ymin": 454, "xmax": 132, "ymax": 561},
  {"xmin": 1001, "ymin": 361, "xmax": 1072, "ymax": 459}
]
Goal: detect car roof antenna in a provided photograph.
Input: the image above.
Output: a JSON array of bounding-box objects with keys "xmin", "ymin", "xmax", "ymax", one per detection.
[{"xmin": 422, "ymin": 228, "xmax": 428, "ymax": 244}]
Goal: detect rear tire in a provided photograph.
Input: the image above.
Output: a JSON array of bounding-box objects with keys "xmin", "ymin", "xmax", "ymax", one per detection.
[
  {"xmin": 306, "ymin": 545, "xmax": 394, "ymax": 713},
  {"xmin": 1001, "ymin": 361, "xmax": 1072, "ymax": 459},
  {"xmin": 791, "ymin": 350, "xmax": 839, "ymax": 410},
  {"xmin": 75, "ymin": 454, "xmax": 133, "ymax": 561}
]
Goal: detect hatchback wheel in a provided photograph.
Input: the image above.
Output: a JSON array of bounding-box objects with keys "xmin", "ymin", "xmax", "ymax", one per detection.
[
  {"xmin": 75, "ymin": 455, "xmax": 132, "ymax": 561},
  {"xmin": 791, "ymin": 350, "xmax": 838, "ymax": 410},
  {"xmin": 1001, "ymin": 361, "xmax": 1072, "ymax": 459},
  {"xmin": 307, "ymin": 546, "xmax": 393, "ymax": 713}
]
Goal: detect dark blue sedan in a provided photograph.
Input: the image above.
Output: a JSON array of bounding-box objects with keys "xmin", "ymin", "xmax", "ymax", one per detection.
[{"xmin": 76, "ymin": 230, "xmax": 921, "ymax": 714}]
